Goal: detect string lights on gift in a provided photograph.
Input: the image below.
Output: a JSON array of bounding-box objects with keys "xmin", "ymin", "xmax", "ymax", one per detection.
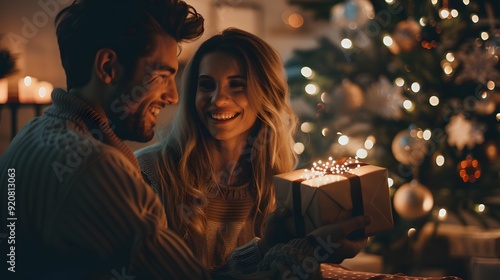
[{"xmin": 308, "ymin": 157, "xmax": 362, "ymax": 176}]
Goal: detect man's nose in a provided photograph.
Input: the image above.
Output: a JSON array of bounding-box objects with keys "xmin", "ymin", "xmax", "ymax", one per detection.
[{"xmin": 162, "ymin": 81, "xmax": 178, "ymax": 105}]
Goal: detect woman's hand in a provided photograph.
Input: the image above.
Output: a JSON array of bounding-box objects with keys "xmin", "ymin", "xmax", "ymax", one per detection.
[{"xmin": 258, "ymin": 207, "xmax": 295, "ymax": 255}]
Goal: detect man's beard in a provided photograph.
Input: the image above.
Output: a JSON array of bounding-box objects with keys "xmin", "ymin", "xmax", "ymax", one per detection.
[
  {"xmin": 109, "ymin": 110, "xmax": 154, "ymax": 142},
  {"xmin": 104, "ymin": 84, "xmax": 155, "ymax": 143}
]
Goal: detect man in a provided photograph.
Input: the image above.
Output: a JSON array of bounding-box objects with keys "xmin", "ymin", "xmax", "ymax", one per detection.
[
  {"xmin": 0, "ymin": 0, "xmax": 370, "ymax": 279},
  {"xmin": 0, "ymin": 0, "xmax": 208, "ymax": 279}
]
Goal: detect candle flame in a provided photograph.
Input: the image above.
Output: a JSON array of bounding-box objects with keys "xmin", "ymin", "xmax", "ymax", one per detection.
[
  {"xmin": 24, "ymin": 76, "xmax": 32, "ymax": 86},
  {"xmin": 38, "ymin": 87, "xmax": 47, "ymax": 98}
]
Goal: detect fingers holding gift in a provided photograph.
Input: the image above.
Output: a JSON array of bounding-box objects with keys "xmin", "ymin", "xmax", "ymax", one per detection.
[{"xmin": 305, "ymin": 215, "xmax": 372, "ymax": 263}]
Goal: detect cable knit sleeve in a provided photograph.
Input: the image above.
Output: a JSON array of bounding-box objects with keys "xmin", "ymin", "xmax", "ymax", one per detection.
[{"xmin": 49, "ymin": 148, "xmax": 209, "ymax": 279}]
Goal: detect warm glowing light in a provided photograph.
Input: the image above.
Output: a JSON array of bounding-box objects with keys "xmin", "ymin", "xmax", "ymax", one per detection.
[
  {"xmin": 481, "ymin": 32, "xmax": 489, "ymax": 41},
  {"xmin": 321, "ymin": 92, "xmax": 328, "ymax": 102},
  {"xmin": 356, "ymin": 149, "xmax": 368, "ymax": 159},
  {"xmin": 497, "ymin": 113, "xmax": 500, "ymax": 121},
  {"xmin": 341, "ymin": 38, "xmax": 353, "ymax": 49},
  {"xmin": 446, "ymin": 52, "xmax": 455, "ymax": 62},
  {"xmin": 481, "ymin": 91, "xmax": 488, "ymax": 99},
  {"xmin": 408, "ymin": 228, "xmax": 416, "ymax": 237},
  {"xmin": 322, "ymin": 128, "xmax": 329, "ymax": 136},
  {"xmin": 411, "ymin": 82, "xmax": 420, "ymax": 92},
  {"xmin": 471, "ymin": 14, "xmax": 479, "ymax": 23},
  {"xmin": 451, "ymin": 9, "xmax": 459, "ymax": 18},
  {"xmin": 385, "ymin": 0, "xmax": 394, "ymax": 4},
  {"xmin": 438, "ymin": 208, "xmax": 447, "ymax": 220},
  {"xmin": 294, "ymin": 142, "xmax": 305, "ymax": 154},
  {"xmin": 431, "ymin": 0, "xmax": 438, "ymax": 5},
  {"xmin": 443, "ymin": 65, "xmax": 453, "ymax": 75},
  {"xmin": 403, "ymin": 100, "xmax": 413, "ymax": 110},
  {"xmin": 305, "ymin": 84, "xmax": 318, "ymax": 95},
  {"xmin": 458, "ymin": 156, "xmax": 482, "ymax": 183},
  {"xmin": 388, "ymin": 177, "xmax": 394, "ymax": 187},
  {"xmin": 463, "ymin": 0, "xmax": 470, "ymax": 5},
  {"xmin": 436, "ymin": 155, "xmax": 445, "ymax": 166},
  {"xmin": 288, "ymin": 13, "xmax": 304, "ymax": 28},
  {"xmin": 301, "ymin": 122, "xmax": 313, "ymax": 133},
  {"xmin": 416, "ymin": 130, "xmax": 423, "ymax": 139},
  {"xmin": 24, "ymin": 76, "xmax": 33, "ymax": 86},
  {"xmin": 476, "ymin": 204, "xmax": 486, "ymax": 213},
  {"xmin": 423, "ymin": 129, "xmax": 432, "ymax": 140},
  {"xmin": 383, "ymin": 36, "xmax": 393, "ymax": 47},
  {"xmin": 395, "ymin": 77, "xmax": 405, "ymax": 87},
  {"xmin": 338, "ymin": 135, "xmax": 349, "ymax": 145},
  {"xmin": 301, "ymin": 67, "xmax": 313, "ymax": 78},
  {"xmin": 429, "ymin": 96, "xmax": 439, "ymax": 106},
  {"xmin": 364, "ymin": 136, "xmax": 375, "ymax": 149},
  {"xmin": 487, "ymin": 81, "xmax": 495, "ymax": 90},
  {"xmin": 419, "ymin": 17, "xmax": 426, "ymax": 26},
  {"xmin": 38, "ymin": 87, "xmax": 47, "ymax": 98},
  {"xmin": 439, "ymin": 9, "xmax": 450, "ymax": 19}
]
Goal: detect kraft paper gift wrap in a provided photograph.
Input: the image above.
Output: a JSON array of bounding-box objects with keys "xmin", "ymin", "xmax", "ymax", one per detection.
[{"xmin": 274, "ymin": 164, "xmax": 394, "ymax": 237}]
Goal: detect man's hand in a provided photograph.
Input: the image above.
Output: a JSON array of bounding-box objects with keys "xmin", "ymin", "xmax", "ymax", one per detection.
[{"xmin": 307, "ymin": 215, "xmax": 371, "ymax": 263}]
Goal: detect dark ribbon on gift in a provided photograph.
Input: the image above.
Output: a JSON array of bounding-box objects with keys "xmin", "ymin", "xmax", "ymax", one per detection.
[
  {"xmin": 292, "ymin": 162, "xmax": 367, "ymax": 239},
  {"xmin": 343, "ymin": 173, "xmax": 365, "ymax": 240},
  {"xmin": 292, "ymin": 179, "xmax": 306, "ymax": 237}
]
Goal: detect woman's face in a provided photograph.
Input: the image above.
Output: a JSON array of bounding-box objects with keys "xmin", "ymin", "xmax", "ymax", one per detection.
[{"xmin": 195, "ymin": 51, "xmax": 258, "ymax": 144}]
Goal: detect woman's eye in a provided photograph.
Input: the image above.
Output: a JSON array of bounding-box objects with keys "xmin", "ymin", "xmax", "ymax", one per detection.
[
  {"xmin": 229, "ymin": 80, "xmax": 246, "ymax": 89},
  {"xmin": 198, "ymin": 80, "xmax": 216, "ymax": 91}
]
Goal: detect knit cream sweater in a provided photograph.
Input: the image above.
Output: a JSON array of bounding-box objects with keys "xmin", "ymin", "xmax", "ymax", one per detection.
[{"xmin": 0, "ymin": 89, "xmax": 209, "ymax": 279}]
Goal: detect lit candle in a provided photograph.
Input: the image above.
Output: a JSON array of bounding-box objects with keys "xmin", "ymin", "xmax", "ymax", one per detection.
[
  {"xmin": 18, "ymin": 76, "xmax": 38, "ymax": 103},
  {"xmin": 33, "ymin": 81, "xmax": 53, "ymax": 104},
  {"xmin": 0, "ymin": 78, "xmax": 8, "ymax": 104}
]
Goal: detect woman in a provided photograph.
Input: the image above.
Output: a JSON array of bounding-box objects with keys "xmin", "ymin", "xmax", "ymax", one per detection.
[{"xmin": 136, "ymin": 28, "xmax": 366, "ymax": 272}]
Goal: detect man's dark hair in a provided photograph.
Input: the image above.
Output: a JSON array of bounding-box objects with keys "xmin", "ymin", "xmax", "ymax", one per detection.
[{"xmin": 55, "ymin": 0, "xmax": 204, "ymax": 90}]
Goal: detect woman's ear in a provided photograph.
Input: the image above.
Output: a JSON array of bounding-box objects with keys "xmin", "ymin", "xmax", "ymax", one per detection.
[{"xmin": 94, "ymin": 48, "xmax": 120, "ymax": 84}]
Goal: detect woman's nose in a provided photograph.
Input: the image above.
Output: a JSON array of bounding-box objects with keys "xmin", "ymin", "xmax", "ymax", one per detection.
[{"xmin": 211, "ymin": 86, "xmax": 230, "ymax": 106}]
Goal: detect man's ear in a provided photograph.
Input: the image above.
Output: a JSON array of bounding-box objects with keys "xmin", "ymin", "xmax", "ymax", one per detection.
[{"xmin": 94, "ymin": 48, "xmax": 121, "ymax": 84}]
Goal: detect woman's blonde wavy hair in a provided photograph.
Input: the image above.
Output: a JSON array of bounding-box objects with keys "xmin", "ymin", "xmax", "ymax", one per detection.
[{"xmin": 154, "ymin": 28, "xmax": 298, "ymax": 265}]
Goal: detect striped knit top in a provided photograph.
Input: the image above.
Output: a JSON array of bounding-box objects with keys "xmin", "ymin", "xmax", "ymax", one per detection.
[
  {"xmin": 135, "ymin": 145, "xmax": 256, "ymax": 270},
  {"xmin": 0, "ymin": 89, "xmax": 209, "ymax": 280}
]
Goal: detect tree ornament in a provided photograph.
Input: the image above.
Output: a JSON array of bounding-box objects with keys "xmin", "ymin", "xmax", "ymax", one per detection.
[
  {"xmin": 392, "ymin": 18, "xmax": 421, "ymax": 53},
  {"xmin": 474, "ymin": 96, "xmax": 496, "ymax": 115},
  {"xmin": 331, "ymin": 79, "xmax": 365, "ymax": 113},
  {"xmin": 455, "ymin": 42, "xmax": 500, "ymax": 85},
  {"xmin": 419, "ymin": 19, "xmax": 441, "ymax": 50},
  {"xmin": 316, "ymin": 102, "xmax": 333, "ymax": 120},
  {"xmin": 484, "ymin": 141, "xmax": 499, "ymax": 162},
  {"xmin": 393, "ymin": 180, "xmax": 434, "ymax": 219},
  {"xmin": 330, "ymin": 0, "xmax": 374, "ymax": 30},
  {"xmin": 391, "ymin": 129, "xmax": 428, "ymax": 166},
  {"xmin": 365, "ymin": 76, "xmax": 404, "ymax": 120},
  {"xmin": 457, "ymin": 155, "xmax": 482, "ymax": 183},
  {"xmin": 445, "ymin": 114, "xmax": 486, "ymax": 151},
  {"xmin": 486, "ymin": 31, "xmax": 500, "ymax": 56}
]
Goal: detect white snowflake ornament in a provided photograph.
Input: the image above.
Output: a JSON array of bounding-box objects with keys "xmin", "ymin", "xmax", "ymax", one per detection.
[
  {"xmin": 445, "ymin": 114, "xmax": 486, "ymax": 151},
  {"xmin": 455, "ymin": 42, "xmax": 500, "ymax": 85},
  {"xmin": 365, "ymin": 76, "xmax": 404, "ymax": 120}
]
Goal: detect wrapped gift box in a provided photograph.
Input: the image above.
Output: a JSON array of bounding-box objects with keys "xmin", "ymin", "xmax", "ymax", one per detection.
[
  {"xmin": 470, "ymin": 257, "xmax": 500, "ymax": 280},
  {"xmin": 274, "ymin": 163, "xmax": 393, "ymax": 237},
  {"xmin": 437, "ymin": 224, "xmax": 500, "ymax": 258}
]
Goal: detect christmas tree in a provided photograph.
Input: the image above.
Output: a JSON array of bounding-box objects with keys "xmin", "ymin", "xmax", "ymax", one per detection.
[{"xmin": 286, "ymin": 0, "xmax": 500, "ymax": 272}]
